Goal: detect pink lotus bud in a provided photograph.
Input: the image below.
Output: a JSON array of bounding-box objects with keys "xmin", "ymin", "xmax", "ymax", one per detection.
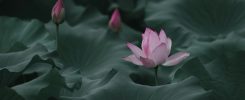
[
  {"xmin": 108, "ymin": 9, "xmax": 121, "ymax": 32},
  {"xmin": 123, "ymin": 28, "xmax": 190, "ymax": 68},
  {"xmin": 52, "ymin": 0, "xmax": 65, "ymax": 24}
]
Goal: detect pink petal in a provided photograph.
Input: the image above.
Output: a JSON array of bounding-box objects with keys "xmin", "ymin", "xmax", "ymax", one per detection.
[
  {"xmin": 162, "ymin": 52, "xmax": 190, "ymax": 66},
  {"xmin": 52, "ymin": 0, "xmax": 63, "ymax": 15},
  {"xmin": 127, "ymin": 43, "xmax": 145, "ymax": 58},
  {"xmin": 123, "ymin": 55, "xmax": 143, "ymax": 66},
  {"xmin": 159, "ymin": 29, "xmax": 171, "ymax": 55},
  {"xmin": 140, "ymin": 57, "xmax": 156, "ymax": 68},
  {"xmin": 141, "ymin": 28, "xmax": 151, "ymax": 56},
  {"xmin": 159, "ymin": 29, "xmax": 167, "ymax": 43},
  {"xmin": 147, "ymin": 28, "xmax": 161, "ymax": 53},
  {"xmin": 149, "ymin": 43, "xmax": 168, "ymax": 65}
]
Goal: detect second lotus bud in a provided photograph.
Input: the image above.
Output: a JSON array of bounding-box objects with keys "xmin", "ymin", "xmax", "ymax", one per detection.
[{"xmin": 108, "ymin": 9, "xmax": 121, "ymax": 32}]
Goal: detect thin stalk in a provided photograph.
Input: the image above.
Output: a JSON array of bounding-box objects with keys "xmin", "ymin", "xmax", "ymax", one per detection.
[
  {"xmin": 56, "ymin": 24, "xmax": 59, "ymax": 51},
  {"xmin": 154, "ymin": 66, "xmax": 159, "ymax": 86}
]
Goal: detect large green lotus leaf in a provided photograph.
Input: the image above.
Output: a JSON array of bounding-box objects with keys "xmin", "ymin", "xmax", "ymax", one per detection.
[
  {"xmin": 56, "ymin": 22, "xmax": 131, "ymax": 78},
  {"xmin": 59, "ymin": 62, "xmax": 187, "ymax": 99},
  {"xmin": 60, "ymin": 71, "xmax": 211, "ymax": 100},
  {"xmin": 0, "ymin": 44, "xmax": 50, "ymax": 72},
  {"xmin": 0, "ymin": 16, "xmax": 54, "ymax": 52},
  {"xmin": 173, "ymin": 33, "xmax": 245, "ymax": 100},
  {"xmin": 0, "ymin": 17, "xmax": 62, "ymax": 100},
  {"xmin": 13, "ymin": 68, "xmax": 66, "ymax": 100},
  {"xmin": 145, "ymin": 0, "xmax": 245, "ymax": 48},
  {"xmin": 0, "ymin": 87, "xmax": 24, "ymax": 100},
  {"xmin": 0, "ymin": 16, "xmax": 57, "ymax": 73},
  {"xmin": 0, "ymin": 0, "xmax": 54, "ymax": 22},
  {"xmin": 59, "ymin": 68, "xmax": 176, "ymax": 99}
]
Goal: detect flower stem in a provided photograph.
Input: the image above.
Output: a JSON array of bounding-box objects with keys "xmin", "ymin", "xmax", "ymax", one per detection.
[
  {"xmin": 56, "ymin": 24, "xmax": 59, "ymax": 51},
  {"xmin": 154, "ymin": 66, "xmax": 159, "ymax": 86}
]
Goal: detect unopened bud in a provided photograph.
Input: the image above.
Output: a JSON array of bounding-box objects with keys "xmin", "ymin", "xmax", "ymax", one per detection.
[
  {"xmin": 51, "ymin": 0, "xmax": 65, "ymax": 24},
  {"xmin": 108, "ymin": 9, "xmax": 121, "ymax": 32}
]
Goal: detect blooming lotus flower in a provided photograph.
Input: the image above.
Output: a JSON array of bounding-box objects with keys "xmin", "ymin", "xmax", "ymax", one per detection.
[
  {"xmin": 124, "ymin": 28, "xmax": 190, "ymax": 68},
  {"xmin": 108, "ymin": 9, "xmax": 121, "ymax": 32},
  {"xmin": 52, "ymin": 0, "xmax": 65, "ymax": 24}
]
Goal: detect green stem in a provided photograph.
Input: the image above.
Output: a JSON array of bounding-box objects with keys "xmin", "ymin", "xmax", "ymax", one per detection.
[
  {"xmin": 56, "ymin": 24, "xmax": 59, "ymax": 51},
  {"xmin": 154, "ymin": 66, "xmax": 159, "ymax": 86}
]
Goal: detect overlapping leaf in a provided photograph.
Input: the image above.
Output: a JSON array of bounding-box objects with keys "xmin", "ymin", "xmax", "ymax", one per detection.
[
  {"xmin": 60, "ymin": 71, "xmax": 211, "ymax": 100},
  {"xmin": 174, "ymin": 33, "xmax": 245, "ymax": 100}
]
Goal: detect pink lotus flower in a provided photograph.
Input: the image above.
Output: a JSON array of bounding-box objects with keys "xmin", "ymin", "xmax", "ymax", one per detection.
[
  {"xmin": 124, "ymin": 28, "xmax": 190, "ymax": 68},
  {"xmin": 52, "ymin": 0, "xmax": 65, "ymax": 24},
  {"xmin": 108, "ymin": 9, "xmax": 121, "ymax": 32}
]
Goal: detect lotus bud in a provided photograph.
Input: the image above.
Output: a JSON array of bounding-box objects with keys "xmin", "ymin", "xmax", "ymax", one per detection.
[
  {"xmin": 108, "ymin": 9, "xmax": 121, "ymax": 32},
  {"xmin": 52, "ymin": 0, "xmax": 65, "ymax": 25}
]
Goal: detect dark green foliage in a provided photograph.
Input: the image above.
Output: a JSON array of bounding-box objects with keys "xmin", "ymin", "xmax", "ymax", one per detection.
[{"xmin": 0, "ymin": 0, "xmax": 244, "ymax": 100}]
